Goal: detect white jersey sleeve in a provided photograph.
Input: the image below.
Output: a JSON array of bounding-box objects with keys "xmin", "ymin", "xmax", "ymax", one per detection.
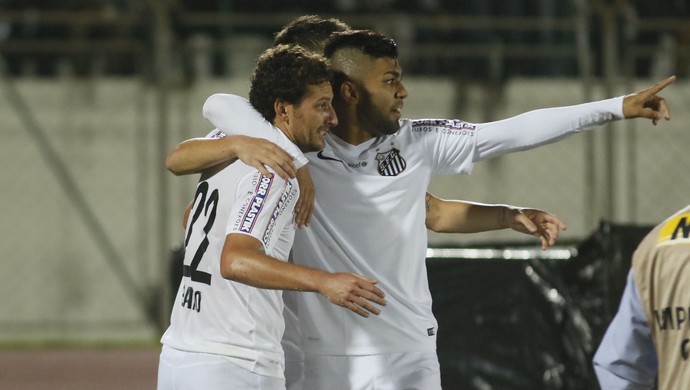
[
  {"xmin": 474, "ymin": 96, "xmax": 624, "ymax": 161},
  {"xmin": 203, "ymin": 93, "xmax": 309, "ymax": 169},
  {"xmin": 405, "ymin": 119, "xmax": 479, "ymax": 176},
  {"xmin": 228, "ymin": 171, "xmax": 299, "ymax": 257},
  {"xmin": 406, "ymin": 96, "xmax": 624, "ymax": 176}
]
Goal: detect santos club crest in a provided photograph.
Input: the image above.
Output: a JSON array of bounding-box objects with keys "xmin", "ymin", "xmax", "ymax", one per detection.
[{"xmin": 376, "ymin": 147, "xmax": 407, "ymax": 176}]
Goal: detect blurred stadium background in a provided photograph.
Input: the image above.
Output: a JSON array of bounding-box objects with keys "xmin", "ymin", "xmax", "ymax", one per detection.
[{"xmin": 1, "ymin": 1, "xmax": 689, "ymax": 388}]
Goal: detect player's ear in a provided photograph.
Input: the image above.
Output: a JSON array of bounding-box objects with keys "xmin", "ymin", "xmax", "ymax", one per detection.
[
  {"xmin": 274, "ymin": 99, "xmax": 290, "ymax": 124},
  {"xmin": 341, "ymin": 80, "xmax": 358, "ymax": 104}
]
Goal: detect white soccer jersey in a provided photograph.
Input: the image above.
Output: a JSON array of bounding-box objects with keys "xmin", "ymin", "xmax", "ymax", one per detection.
[
  {"xmin": 202, "ymin": 93, "xmax": 624, "ymax": 356},
  {"xmin": 160, "ymin": 130, "xmax": 301, "ymax": 378},
  {"xmin": 293, "ymin": 122, "xmax": 476, "ymax": 355}
]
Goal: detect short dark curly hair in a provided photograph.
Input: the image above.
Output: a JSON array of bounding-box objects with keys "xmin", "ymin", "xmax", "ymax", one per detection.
[
  {"xmin": 249, "ymin": 45, "xmax": 333, "ymax": 124},
  {"xmin": 324, "ymin": 29, "xmax": 398, "ymax": 59},
  {"xmin": 273, "ymin": 15, "xmax": 351, "ymax": 53}
]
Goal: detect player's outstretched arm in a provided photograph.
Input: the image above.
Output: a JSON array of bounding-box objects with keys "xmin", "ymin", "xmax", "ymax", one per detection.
[
  {"xmin": 425, "ymin": 193, "xmax": 567, "ymax": 250},
  {"xmin": 472, "ymin": 76, "xmax": 676, "ymax": 162},
  {"xmin": 622, "ymin": 75, "xmax": 675, "ymax": 124},
  {"xmin": 221, "ymin": 234, "xmax": 386, "ymax": 318},
  {"xmin": 165, "ymin": 134, "xmax": 296, "ymax": 179}
]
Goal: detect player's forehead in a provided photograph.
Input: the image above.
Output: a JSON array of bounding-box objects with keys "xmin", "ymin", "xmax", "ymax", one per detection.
[
  {"xmin": 364, "ymin": 57, "xmax": 402, "ymax": 79},
  {"xmin": 300, "ymin": 82, "xmax": 334, "ymax": 104}
]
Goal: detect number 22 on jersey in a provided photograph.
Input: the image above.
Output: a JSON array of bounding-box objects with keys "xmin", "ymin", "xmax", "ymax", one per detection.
[{"xmin": 180, "ymin": 181, "xmax": 217, "ymax": 312}]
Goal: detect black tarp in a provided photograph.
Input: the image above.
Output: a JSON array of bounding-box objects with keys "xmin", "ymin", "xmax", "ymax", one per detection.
[{"xmin": 429, "ymin": 222, "xmax": 653, "ymax": 389}]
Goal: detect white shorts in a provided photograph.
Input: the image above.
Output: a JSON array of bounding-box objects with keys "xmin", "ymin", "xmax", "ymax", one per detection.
[
  {"xmin": 157, "ymin": 346, "xmax": 285, "ymax": 390},
  {"xmin": 302, "ymin": 351, "xmax": 441, "ymax": 390}
]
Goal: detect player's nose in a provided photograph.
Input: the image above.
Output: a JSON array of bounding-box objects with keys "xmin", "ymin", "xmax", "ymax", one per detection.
[{"xmin": 326, "ymin": 106, "xmax": 338, "ymax": 127}]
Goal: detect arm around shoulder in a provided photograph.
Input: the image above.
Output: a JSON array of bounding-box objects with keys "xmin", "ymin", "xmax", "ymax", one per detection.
[
  {"xmin": 203, "ymin": 93, "xmax": 275, "ymax": 139},
  {"xmin": 165, "ymin": 136, "xmax": 239, "ymax": 176}
]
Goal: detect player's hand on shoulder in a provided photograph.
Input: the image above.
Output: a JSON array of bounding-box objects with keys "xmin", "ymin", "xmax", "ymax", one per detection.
[
  {"xmin": 319, "ymin": 273, "xmax": 386, "ymax": 318},
  {"xmin": 233, "ymin": 135, "xmax": 297, "ymax": 179}
]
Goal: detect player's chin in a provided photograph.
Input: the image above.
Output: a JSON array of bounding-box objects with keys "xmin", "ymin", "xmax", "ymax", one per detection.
[
  {"xmin": 380, "ymin": 121, "xmax": 400, "ymax": 135},
  {"xmin": 314, "ymin": 141, "xmax": 326, "ymax": 151},
  {"xmin": 317, "ymin": 129, "xmax": 329, "ymax": 146},
  {"xmin": 306, "ymin": 136, "xmax": 327, "ymax": 152}
]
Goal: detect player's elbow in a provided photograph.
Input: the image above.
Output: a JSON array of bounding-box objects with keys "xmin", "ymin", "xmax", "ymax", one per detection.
[
  {"xmin": 426, "ymin": 218, "xmax": 453, "ymax": 233},
  {"xmin": 221, "ymin": 235, "xmax": 263, "ymax": 283},
  {"xmin": 221, "ymin": 248, "xmax": 258, "ymax": 283},
  {"xmin": 220, "ymin": 254, "xmax": 243, "ymax": 281},
  {"xmin": 425, "ymin": 194, "xmax": 450, "ymax": 233},
  {"xmin": 425, "ymin": 216, "xmax": 438, "ymax": 232},
  {"xmin": 203, "ymin": 93, "xmax": 239, "ymax": 121},
  {"xmin": 425, "ymin": 206, "xmax": 451, "ymax": 233},
  {"xmin": 165, "ymin": 149, "xmax": 189, "ymax": 176}
]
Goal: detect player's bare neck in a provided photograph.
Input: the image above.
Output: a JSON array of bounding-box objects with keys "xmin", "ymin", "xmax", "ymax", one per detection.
[{"xmin": 331, "ymin": 123, "xmax": 374, "ymax": 146}]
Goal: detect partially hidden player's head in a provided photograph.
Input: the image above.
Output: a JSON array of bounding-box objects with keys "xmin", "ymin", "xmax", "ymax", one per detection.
[
  {"xmin": 324, "ymin": 29, "xmax": 408, "ymax": 137},
  {"xmin": 249, "ymin": 45, "xmax": 337, "ymax": 153},
  {"xmin": 273, "ymin": 15, "xmax": 351, "ymax": 54}
]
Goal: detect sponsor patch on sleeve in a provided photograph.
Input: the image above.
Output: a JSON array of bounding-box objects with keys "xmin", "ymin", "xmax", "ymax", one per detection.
[
  {"xmin": 410, "ymin": 119, "xmax": 477, "ymax": 135},
  {"xmin": 239, "ymin": 174, "xmax": 274, "ymax": 234},
  {"xmin": 207, "ymin": 129, "xmax": 227, "ymax": 139},
  {"xmin": 262, "ymin": 181, "xmax": 296, "ymax": 245}
]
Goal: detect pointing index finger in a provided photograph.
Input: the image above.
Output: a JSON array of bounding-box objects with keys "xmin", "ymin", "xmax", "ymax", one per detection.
[{"xmin": 646, "ymin": 75, "xmax": 676, "ymax": 96}]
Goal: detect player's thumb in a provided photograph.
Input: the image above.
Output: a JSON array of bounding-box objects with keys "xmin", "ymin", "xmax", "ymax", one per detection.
[{"xmin": 516, "ymin": 214, "xmax": 538, "ymax": 233}]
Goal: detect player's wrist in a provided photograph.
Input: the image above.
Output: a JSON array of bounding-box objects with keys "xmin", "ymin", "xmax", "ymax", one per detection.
[
  {"xmin": 299, "ymin": 267, "xmax": 329, "ymax": 294},
  {"xmin": 224, "ymin": 135, "xmax": 244, "ymax": 159},
  {"xmin": 501, "ymin": 206, "xmax": 521, "ymax": 229}
]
